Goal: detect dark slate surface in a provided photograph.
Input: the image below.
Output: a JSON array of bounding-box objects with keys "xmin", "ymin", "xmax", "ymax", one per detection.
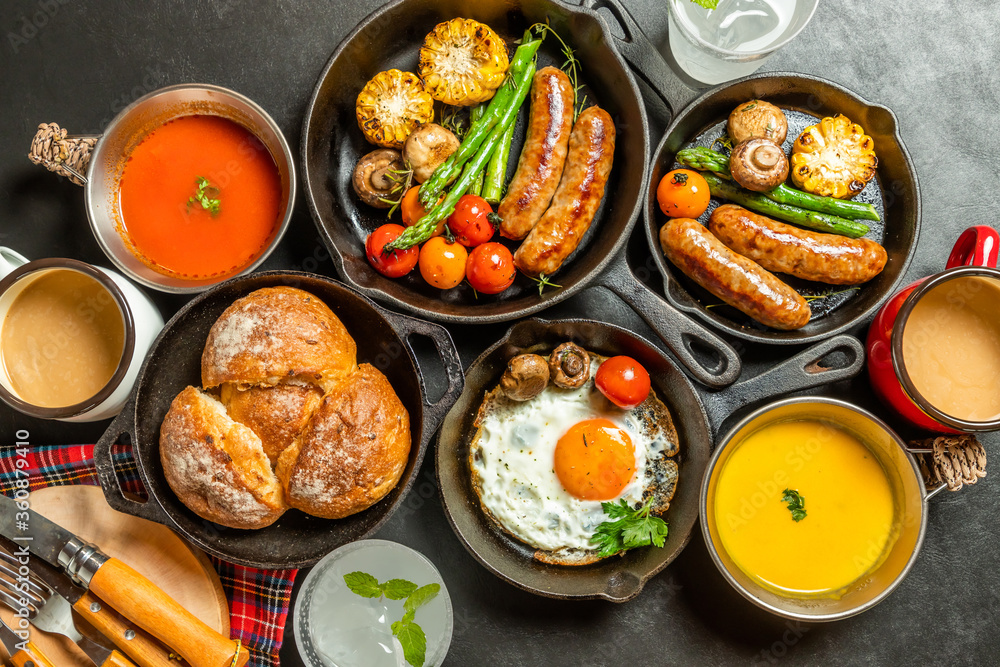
[{"xmin": 1, "ymin": 0, "xmax": 998, "ymax": 664}]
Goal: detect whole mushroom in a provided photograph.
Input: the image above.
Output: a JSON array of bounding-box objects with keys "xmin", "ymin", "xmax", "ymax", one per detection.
[
  {"xmin": 403, "ymin": 123, "xmax": 460, "ymax": 183},
  {"xmin": 500, "ymin": 354, "xmax": 550, "ymax": 401},
  {"xmin": 548, "ymin": 343, "xmax": 591, "ymax": 389},
  {"xmin": 728, "ymin": 100, "xmax": 788, "ymax": 145},
  {"xmin": 352, "ymin": 148, "xmax": 405, "ymax": 208},
  {"xmin": 729, "ymin": 138, "xmax": 789, "ymax": 192}
]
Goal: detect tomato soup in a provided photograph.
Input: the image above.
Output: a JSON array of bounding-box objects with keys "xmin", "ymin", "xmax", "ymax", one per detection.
[
  {"xmin": 712, "ymin": 420, "xmax": 897, "ymax": 597},
  {"xmin": 118, "ymin": 115, "xmax": 281, "ymax": 280}
]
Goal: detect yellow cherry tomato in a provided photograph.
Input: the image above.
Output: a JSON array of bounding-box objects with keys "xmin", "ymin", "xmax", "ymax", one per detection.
[{"xmin": 418, "ymin": 236, "xmax": 468, "ymax": 289}]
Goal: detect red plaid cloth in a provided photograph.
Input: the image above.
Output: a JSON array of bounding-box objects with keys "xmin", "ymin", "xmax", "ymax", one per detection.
[{"xmin": 0, "ymin": 443, "xmax": 297, "ymax": 667}]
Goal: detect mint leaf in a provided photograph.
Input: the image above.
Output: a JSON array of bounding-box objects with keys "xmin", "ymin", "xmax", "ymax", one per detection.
[
  {"xmin": 403, "ymin": 583, "xmax": 440, "ymax": 614},
  {"xmin": 401, "ymin": 609, "xmax": 415, "ymax": 625},
  {"xmin": 690, "ymin": 0, "xmax": 719, "ymax": 9},
  {"xmin": 392, "ymin": 620, "xmax": 427, "ymax": 667},
  {"xmin": 382, "ymin": 578, "xmax": 418, "ymax": 600},
  {"xmin": 343, "ymin": 571, "xmax": 382, "ymax": 598}
]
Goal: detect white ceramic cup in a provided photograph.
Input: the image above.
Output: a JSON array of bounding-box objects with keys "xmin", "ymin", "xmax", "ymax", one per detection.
[{"xmin": 0, "ymin": 249, "xmax": 163, "ymax": 422}]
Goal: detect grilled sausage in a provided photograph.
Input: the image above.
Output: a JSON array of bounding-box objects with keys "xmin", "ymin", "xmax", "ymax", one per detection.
[
  {"xmin": 709, "ymin": 204, "xmax": 888, "ymax": 285},
  {"xmin": 659, "ymin": 218, "xmax": 811, "ymax": 330},
  {"xmin": 499, "ymin": 67, "xmax": 575, "ymax": 240},
  {"xmin": 514, "ymin": 106, "xmax": 615, "ymax": 277}
]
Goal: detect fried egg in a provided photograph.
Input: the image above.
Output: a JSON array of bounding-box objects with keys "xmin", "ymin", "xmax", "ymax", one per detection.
[{"xmin": 469, "ymin": 355, "xmax": 680, "ymax": 565}]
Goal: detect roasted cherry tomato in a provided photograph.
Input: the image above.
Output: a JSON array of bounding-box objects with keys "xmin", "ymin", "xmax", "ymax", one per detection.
[
  {"xmin": 448, "ymin": 194, "xmax": 496, "ymax": 247},
  {"xmin": 595, "ymin": 356, "xmax": 651, "ymax": 409},
  {"xmin": 365, "ymin": 224, "xmax": 418, "ymax": 278},
  {"xmin": 419, "ymin": 236, "xmax": 468, "ymax": 289},
  {"xmin": 656, "ymin": 169, "xmax": 710, "ymax": 218},
  {"xmin": 466, "ymin": 242, "xmax": 515, "ymax": 294},
  {"xmin": 401, "ymin": 185, "xmax": 446, "ymax": 236}
]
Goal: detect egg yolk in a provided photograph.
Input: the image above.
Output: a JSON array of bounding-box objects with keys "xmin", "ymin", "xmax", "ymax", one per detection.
[{"xmin": 554, "ymin": 419, "xmax": 636, "ymax": 501}]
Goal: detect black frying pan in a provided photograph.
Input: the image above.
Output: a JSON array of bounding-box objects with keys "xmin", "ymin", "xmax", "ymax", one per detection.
[
  {"xmin": 436, "ymin": 318, "xmax": 864, "ymax": 602},
  {"xmin": 592, "ymin": 4, "xmax": 921, "ymax": 344},
  {"xmin": 301, "ymin": 0, "xmax": 743, "ymax": 389},
  {"xmin": 92, "ymin": 271, "xmax": 464, "ymax": 569}
]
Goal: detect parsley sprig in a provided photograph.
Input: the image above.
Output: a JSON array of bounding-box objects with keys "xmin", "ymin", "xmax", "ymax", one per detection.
[
  {"xmin": 343, "ymin": 571, "xmax": 440, "ymax": 667},
  {"xmin": 781, "ymin": 488, "xmax": 807, "ymax": 522},
  {"xmin": 590, "ymin": 497, "xmax": 669, "ymax": 558},
  {"xmin": 187, "ymin": 176, "xmax": 221, "ymax": 215}
]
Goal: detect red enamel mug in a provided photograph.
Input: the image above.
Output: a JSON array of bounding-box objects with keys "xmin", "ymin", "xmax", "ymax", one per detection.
[{"xmin": 867, "ymin": 226, "xmax": 1000, "ymax": 433}]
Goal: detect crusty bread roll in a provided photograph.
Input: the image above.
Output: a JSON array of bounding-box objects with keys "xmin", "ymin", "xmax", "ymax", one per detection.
[
  {"xmin": 159, "ymin": 386, "xmax": 287, "ymax": 530},
  {"xmin": 220, "ymin": 382, "xmax": 323, "ymax": 465},
  {"xmin": 276, "ymin": 364, "xmax": 411, "ymax": 519},
  {"xmin": 201, "ymin": 286, "xmax": 357, "ymax": 392}
]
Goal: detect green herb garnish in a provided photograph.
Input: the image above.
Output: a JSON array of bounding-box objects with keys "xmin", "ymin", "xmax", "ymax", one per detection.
[
  {"xmin": 691, "ymin": 0, "xmax": 720, "ymax": 10},
  {"xmin": 590, "ymin": 497, "xmax": 669, "ymax": 558},
  {"xmin": 343, "ymin": 571, "xmax": 440, "ymax": 667},
  {"xmin": 781, "ymin": 488, "xmax": 807, "ymax": 522},
  {"xmin": 530, "ymin": 272, "xmax": 562, "ymax": 296},
  {"xmin": 530, "ymin": 22, "xmax": 586, "ymax": 121},
  {"xmin": 187, "ymin": 176, "xmax": 221, "ymax": 215}
]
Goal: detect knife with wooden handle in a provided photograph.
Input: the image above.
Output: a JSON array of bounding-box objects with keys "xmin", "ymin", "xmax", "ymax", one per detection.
[
  {"xmin": 0, "ymin": 496, "xmax": 248, "ymax": 667},
  {"xmin": 76, "ymin": 592, "xmax": 184, "ymax": 667}
]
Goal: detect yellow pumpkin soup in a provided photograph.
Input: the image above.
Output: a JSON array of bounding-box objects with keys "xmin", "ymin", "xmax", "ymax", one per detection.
[{"xmin": 713, "ymin": 420, "xmax": 896, "ymax": 596}]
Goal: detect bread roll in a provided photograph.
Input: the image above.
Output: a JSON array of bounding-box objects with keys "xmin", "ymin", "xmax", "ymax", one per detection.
[
  {"xmin": 220, "ymin": 382, "xmax": 323, "ymax": 465},
  {"xmin": 201, "ymin": 286, "xmax": 357, "ymax": 391},
  {"xmin": 159, "ymin": 386, "xmax": 287, "ymax": 530},
  {"xmin": 276, "ymin": 364, "xmax": 411, "ymax": 519}
]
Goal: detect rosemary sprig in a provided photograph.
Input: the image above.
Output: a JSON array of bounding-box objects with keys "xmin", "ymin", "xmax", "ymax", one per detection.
[
  {"xmin": 377, "ymin": 164, "xmax": 415, "ymax": 218},
  {"xmin": 530, "ymin": 272, "xmax": 562, "ymax": 296},
  {"xmin": 530, "ymin": 22, "xmax": 586, "ymax": 121}
]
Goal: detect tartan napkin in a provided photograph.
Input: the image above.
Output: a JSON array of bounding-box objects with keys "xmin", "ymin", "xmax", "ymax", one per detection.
[{"xmin": 0, "ymin": 443, "xmax": 297, "ymax": 667}]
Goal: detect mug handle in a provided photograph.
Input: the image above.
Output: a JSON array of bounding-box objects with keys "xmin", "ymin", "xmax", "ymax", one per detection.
[
  {"xmin": 0, "ymin": 247, "xmax": 30, "ymax": 281},
  {"xmin": 945, "ymin": 225, "xmax": 1000, "ymax": 269}
]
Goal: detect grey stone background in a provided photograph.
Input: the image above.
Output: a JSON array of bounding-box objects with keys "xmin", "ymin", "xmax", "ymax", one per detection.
[{"xmin": 0, "ymin": 0, "xmax": 997, "ymax": 664}]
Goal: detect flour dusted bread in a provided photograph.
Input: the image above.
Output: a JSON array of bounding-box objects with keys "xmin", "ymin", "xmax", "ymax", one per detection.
[
  {"xmin": 276, "ymin": 364, "xmax": 411, "ymax": 519},
  {"xmin": 220, "ymin": 382, "xmax": 323, "ymax": 465},
  {"xmin": 159, "ymin": 386, "xmax": 287, "ymax": 530}
]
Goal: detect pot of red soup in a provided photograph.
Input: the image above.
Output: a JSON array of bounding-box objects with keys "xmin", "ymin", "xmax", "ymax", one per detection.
[
  {"xmin": 29, "ymin": 84, "xmax": 294, "ymax": 293},
  {"xmin": 867, "ymin": 226, "xmax": 1000, "ymax": 433},
  {"xmin": 700, "ymin": 397, "xmax": 979, "ymax": 621}
]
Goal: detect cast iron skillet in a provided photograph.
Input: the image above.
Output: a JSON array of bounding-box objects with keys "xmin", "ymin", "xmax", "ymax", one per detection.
[
  {"xmin": 588, "ymin": 4, "xmax": 921, "ymax": 344},
  {"xmin": 301, "ymin": 0, "xmax": 742, "ymax": 389},
  {"xmin": 437, "ymin": 318, "xmax": 864, "ymax": 602},
  {"xmin": 92, "ymin": 271, "xmax": 464, "ymax": 569}
]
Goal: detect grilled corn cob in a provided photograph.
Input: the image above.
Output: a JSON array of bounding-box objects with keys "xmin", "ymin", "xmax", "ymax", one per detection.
[
  {"xmin": 419, "ymin": 18, "xmax": 509, "ymax": 106},
  {"xmin": 790, "ymin": 114, "xmax": 877, "ymax": 199},
  {"xmin": 356, "ymin": 69, "xmax": 434, "ymax": 148}
]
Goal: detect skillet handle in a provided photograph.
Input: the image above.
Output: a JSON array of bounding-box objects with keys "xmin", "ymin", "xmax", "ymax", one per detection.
[
  {"xmin": 93, "ymin": 399, "xmax": 172, "ymax": 525},
  {"xmin": 373, "ymin": 307, "xmax": 465, "ymax": 447},
  {"xmin": 594, "ymin": 255, "xmax": 741, "ymax": 388},
  {"xmin": 577, "ymin": 0, "xmax": 701, "ymax": 121}
]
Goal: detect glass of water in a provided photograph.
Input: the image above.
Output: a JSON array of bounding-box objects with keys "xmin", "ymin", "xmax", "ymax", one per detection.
[{"xmin": 667, "ymin": 0, "xmax": 820, "ymax": 85}]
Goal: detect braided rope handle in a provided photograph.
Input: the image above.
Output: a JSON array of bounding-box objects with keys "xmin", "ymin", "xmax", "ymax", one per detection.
[
  {"xmin": 912, "ymin": 434, "xmax": 987, "ymax": 492},
  {"xmin": 27, "ymin": 122, "xmax": 97, "ymax": 186}
]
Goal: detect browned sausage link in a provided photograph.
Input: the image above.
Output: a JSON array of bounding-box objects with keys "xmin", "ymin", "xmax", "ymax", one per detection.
[
  {"xmin": 659, "ymin": 218, "xmax": 811, "ymax": 330},
  {"xmin": 708, "ymin": 204, "xmax": 888, "ymax": 285},
  {"xmin": 499, "ymin": 67, "xmax": 575, "ymax": 240},
  {"xmin": 514, "ymin": 106, "xmax": 615, "ymax": 277}
]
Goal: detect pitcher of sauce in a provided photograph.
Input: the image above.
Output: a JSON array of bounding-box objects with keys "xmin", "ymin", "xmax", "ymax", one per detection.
[{"xmin": 867, "ymin": 226, "xmax": 1000, "ymax": 433}]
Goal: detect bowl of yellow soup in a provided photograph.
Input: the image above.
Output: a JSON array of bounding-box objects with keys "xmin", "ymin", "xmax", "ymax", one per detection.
[{"xmin": 701, "ymin": 397, "xmax": 927, "ymax": 621}]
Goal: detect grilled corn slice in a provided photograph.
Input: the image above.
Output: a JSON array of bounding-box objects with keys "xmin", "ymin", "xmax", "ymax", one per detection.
[
  {"xmin": 356, "ymin": 69, "xmax": 434, "ymax": 148},
  {"xmin": 790, "ymin": 114, "xmax": 878, "ymax": 199},
  {"xmin": 418, "ymin": 18, "xmax": 509, "ymax": 106}
]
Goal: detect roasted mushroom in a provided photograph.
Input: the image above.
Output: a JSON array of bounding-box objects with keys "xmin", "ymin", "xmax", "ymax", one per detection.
[
  {"xmin": 548, "ymin": 343, "xmax": 591, "ymax": 389},
  {"xmin": 729, "ymin": 138, "xmax": 789, "ymax": 192},
  {"xmin": 352, "ymin": 148, "xmax": 405, "ymax": 208},
  {"xmin": 728, "ymin": 100, "xmax": 788, "ymax": 145},
  {"xmin": 500, "ymin": 354, "xmax": 550, "ymax": 401},
  {"xmin": 403, "ymin": 123, "xmax": 460, "ymax": 183}
]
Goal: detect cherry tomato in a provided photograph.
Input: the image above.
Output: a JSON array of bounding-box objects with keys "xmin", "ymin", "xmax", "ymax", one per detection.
[
  {"xmin": 401, "ymin": 186, "xmax": 445, "ymax": 235},
  {"xmin": 419, "ymin": 236, "xmax": 468, "ymax": 289},
  {"xmin": 656, "ymin": 169, "xmax": 710, "ymax": 218},
  {"xmin": 365, "ymin": 224, "xmax": 418, "ymax": 278},
  {"xmin": 595, "ymin": 356, "xmax": 651, "ymax": 409},
  {"xmin": 466, "ymin": 242, "xmax": 516, "ymax": 294},
  {"xmin": 448, "ymin": 194, "xmax": 496, "ymax": 247}
]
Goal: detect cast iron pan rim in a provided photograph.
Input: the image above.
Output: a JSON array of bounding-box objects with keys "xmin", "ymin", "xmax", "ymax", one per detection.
[
  {"xmin": 122, "ymin": 270, "xmax": 432, "ymax": 569},
  {"xmin": 436, "ymin": 316, "xmax": 710, "ymax": 601},
  {"xmin": 645, "ymin": 71, "xmax": 922, "ymax": 345},
  {"xmin": 300, "ymin": 0, "xmax": 650, "ymax": 325}
]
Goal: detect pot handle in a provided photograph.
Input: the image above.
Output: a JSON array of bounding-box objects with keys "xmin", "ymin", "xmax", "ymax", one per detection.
[
  {"xmin": 578, "ymin": 0, "xmax": 702, "ymax": 121},
  {"xmin": 595, "ymin": 255, "xmax": 741, "ymax": 388},
  {"xmin": 946, "ymin": 226, "xmax": 1000, "ymax": 270},
  {"xmin": 373, "ymin": 307, "xmax": 465, "ymax": 447},
  {"xmin": 27, "ymin": 122, "xmax": 98, "ymax": 186},
  {"xmin": 907, "ymin": 435, "xmax": 987, "ymax": 501},
  {"xmin": 93, "ymin": 400, "xmax": 173, "ymax": 525}
]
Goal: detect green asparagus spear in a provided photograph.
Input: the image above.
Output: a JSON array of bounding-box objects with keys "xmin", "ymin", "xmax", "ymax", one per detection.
[
  {"xmin": 419, "ymin": 35, "xmax": 542, "ymax": 206},
  {"xmin": 676, "ymin": 146, "xmax": 880, "ymax": 222},
  {"xmin": 386, "ymin": 56, "xmax": 538, "ymax": 251},
  {"xmin": 468, "ymin": 105, "xmax": 486, "ymax": 197},
  {"xmin": 482, "ymin": 120, "xmax": 514, "ymax": 204},
  {"xmin": 702, "ymin": 173, "xmax": 871, "ymax": 238}
]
